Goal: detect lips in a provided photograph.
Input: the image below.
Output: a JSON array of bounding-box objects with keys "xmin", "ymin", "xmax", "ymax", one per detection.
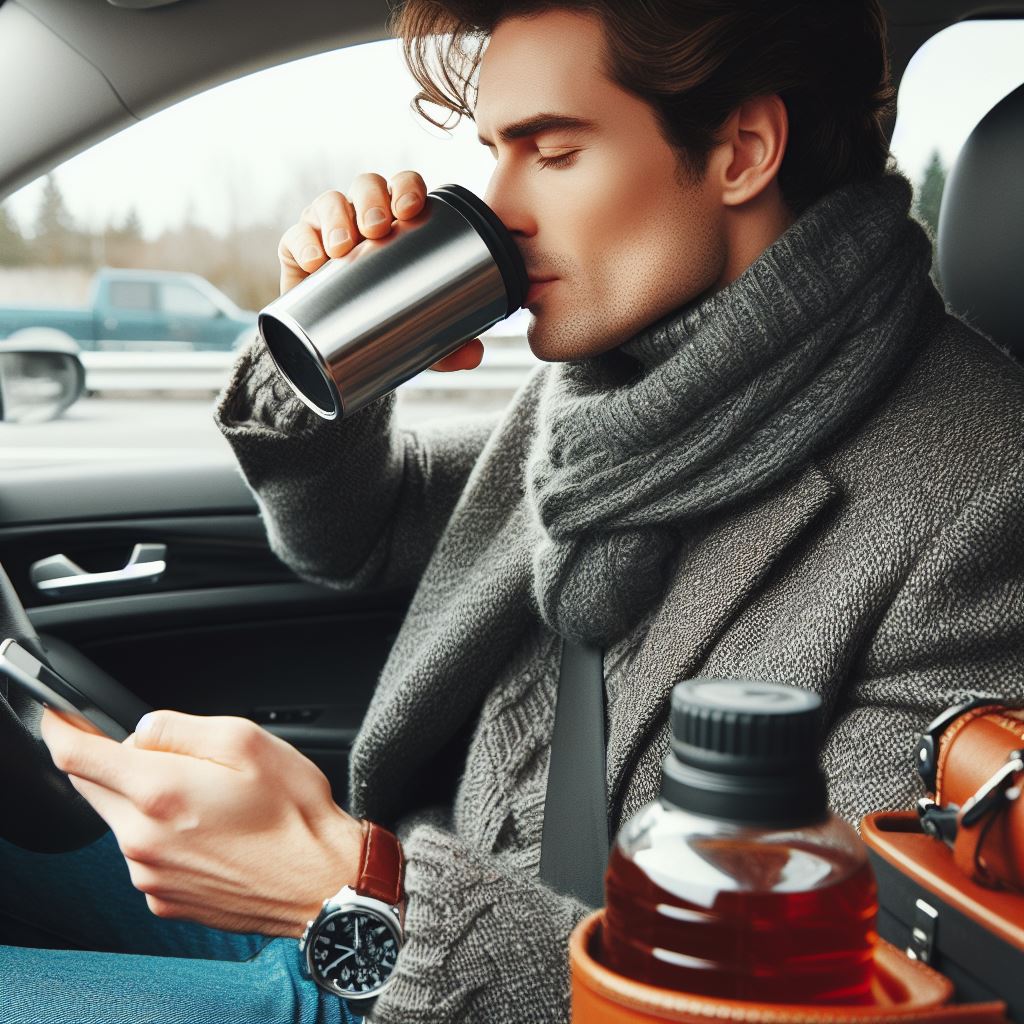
[{"xmin": 525, "ymin": 279, "xmax": 557, "ymax": 306}]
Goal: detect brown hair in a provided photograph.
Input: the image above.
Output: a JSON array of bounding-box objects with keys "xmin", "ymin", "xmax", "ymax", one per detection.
[{"xmin": 387, "ymin": 0, "xmax": 897, "ymax": 215}]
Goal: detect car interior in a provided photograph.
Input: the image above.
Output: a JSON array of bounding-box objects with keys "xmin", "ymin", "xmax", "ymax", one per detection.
[{"xmin": 0, "ymin": 0, "xmax": 1021, "ymax": 955}]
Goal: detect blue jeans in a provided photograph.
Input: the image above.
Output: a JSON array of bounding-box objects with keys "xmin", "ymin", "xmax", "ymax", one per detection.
[{"xmin": 0, "ymin": 828, "xmax": 361, "ymax": 1024}]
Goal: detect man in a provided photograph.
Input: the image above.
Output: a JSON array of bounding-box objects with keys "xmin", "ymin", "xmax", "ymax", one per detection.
[{"xmin": 32, "ymin": 1, "xmax": 1024, "ymax": 1022}]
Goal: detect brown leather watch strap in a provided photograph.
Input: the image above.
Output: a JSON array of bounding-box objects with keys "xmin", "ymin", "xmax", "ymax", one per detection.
[{"xmin": 355, "ymin": 819, "xmax": 405, "ymax": 907}]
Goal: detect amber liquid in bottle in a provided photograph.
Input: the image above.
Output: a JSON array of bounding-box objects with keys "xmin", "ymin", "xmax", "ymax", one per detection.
[{"xmin": 601, "ymin": 821, "xmax": 879, "ymax": 1005}]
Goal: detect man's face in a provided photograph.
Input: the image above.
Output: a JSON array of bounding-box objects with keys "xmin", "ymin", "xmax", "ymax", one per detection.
[{"xmin": 475, "ymin": 9, "xmax": 728, "ymax": 362}]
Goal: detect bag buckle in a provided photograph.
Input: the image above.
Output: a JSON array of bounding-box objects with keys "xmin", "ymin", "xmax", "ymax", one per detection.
[
  {"xmin": 916, "ymin": 797, "xmax": 960, "ymax": 846},
  {"xmin": 959, "ymin": 749, "xmax": 1024, "ymax": 829},
  {"xmin": 916, "ymin": 750, "xmax": 1023, "ymax": 844}
]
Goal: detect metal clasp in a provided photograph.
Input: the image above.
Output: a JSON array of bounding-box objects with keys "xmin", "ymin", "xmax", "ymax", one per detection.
[
  {"xmin": 959, "ymin": 749, "xmax": 1024, "ymax": 829},
  {"xmin": 916, "ymin": 796, "xmax": 960, "ymax": 846}
]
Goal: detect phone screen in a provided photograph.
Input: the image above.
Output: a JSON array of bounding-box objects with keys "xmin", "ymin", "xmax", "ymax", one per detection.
[{"xmin": 0, "ymin": 638, "xmax": 131, "ymax": 741}]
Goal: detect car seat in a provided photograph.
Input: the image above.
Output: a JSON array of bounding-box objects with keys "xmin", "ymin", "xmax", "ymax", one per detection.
[{"xmin": 938, "ymin": 80, "xmax": 1024, "ymax": 362}]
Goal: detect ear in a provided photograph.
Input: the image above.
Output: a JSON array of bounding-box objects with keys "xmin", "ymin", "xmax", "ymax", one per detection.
[{"xmin": 710, "ymin": 94, "xmax": 789, "ymax": 207}]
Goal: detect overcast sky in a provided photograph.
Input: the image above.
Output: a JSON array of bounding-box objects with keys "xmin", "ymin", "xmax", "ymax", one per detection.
[{"xmin": 4, "ymin": 18, "xmax": 1023, "ymax": 240}]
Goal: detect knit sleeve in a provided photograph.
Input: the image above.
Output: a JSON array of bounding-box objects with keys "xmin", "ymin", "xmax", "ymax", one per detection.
[
  {"xmin": 368, "ymin": 823, "xmax": 590, "ymax": 1024},
  {"xmin": 820, "ymin": 458, "xmax": 1024, "ymax": 828},
  {"xmin": 213, "ymin": 332, "xmax": 500, "ymax": 594}
]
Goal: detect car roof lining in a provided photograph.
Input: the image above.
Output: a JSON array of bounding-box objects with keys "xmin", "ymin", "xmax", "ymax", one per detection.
[
  {"xmin": 0, "ymin": 0, "xmax": 389, "ymax": 200},
  {"xmin": 1, "ymin": 0, "xmax": 1023, "ymax": 202}
]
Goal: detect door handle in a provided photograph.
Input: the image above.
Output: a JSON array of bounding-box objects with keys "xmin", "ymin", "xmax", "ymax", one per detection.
[{"xmin": 30, "ymin": 543, "xmax": 167, "ymax": 597}]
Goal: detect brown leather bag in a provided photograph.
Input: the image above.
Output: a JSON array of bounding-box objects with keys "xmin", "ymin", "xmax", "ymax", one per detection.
[
  {"xmin": 914, "ymin": 703, "xmax": 1024, "ymax": 892},
  {"xmin": 856, "ymin": 701, "xmax": 1024, "ymax": 1021}
]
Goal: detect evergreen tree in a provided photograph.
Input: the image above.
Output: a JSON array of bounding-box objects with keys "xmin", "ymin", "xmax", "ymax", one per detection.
[
  {"xmin": 101, "ymin": 205, "xmax": 148, "ymax": 268},
  {"xmin": 913, "ymin": 150, "xmax": 947, "ymax": 292},
  {"xmin": 914, "ymin": 150, "xmax": 947, "ymax": 240},
  {"xmin": 120, "ymin": 205, "xmax": 145, "ymax": 244},
  {"xmin": 0, "ymin": 202, "xmax": 29, "ymax": 265},
  {"xmin": 32, "ymin": 173, "xmax": 78, "ymax": 265}
]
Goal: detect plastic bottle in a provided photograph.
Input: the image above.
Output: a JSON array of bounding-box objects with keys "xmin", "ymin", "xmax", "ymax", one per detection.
[{"xmin": 601, "ymin": 678, "xmax": 878, "ymax": 1005}]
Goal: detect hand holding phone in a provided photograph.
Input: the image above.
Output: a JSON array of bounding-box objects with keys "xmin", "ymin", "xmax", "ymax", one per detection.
[{"xmin": 0, "ymin": 637, "xmax": 150, "ymax": 742}]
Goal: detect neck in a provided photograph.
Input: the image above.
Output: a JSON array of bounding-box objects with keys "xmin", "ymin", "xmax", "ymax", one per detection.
[
  {"xmin": 529, "ymin": 170, "xmax": 935, "ymax": 646},
  {"xmin": 712, "ymin": 182, "xmax": 796, "ymax": 292}
]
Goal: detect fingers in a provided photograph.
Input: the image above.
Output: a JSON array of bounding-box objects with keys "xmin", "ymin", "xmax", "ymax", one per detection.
[
  {"xmin": 41, "ymin": 706, "xmax": 239, "ymax": 811},
  {"xmin": 347, "ymin": 172, "xmax": 395, "ymax": 240},
  {"xmin": 277, "ymin": 171, "xmax": 428, "ymax": 295},
  {"xmin": 429, "ymin": 339, "xmax": 484, "ymax": 372},
  {"xmin": 66, "ymin": 772, "xmax": 137, "ymax": 834},
  {"xmin": 41, "ymin": 707, "xmax": 144, "ymax": 793},
  {"xmin": 278, "ymin": 190, "xmax": 352, "ymax": 295},
  {"xmin": 278, "ymin": 219, "xmax": 330, "ymax": 295},
  {"xmin": 307, "ymin": 189, "xmax": 357, "ymax": 260},
  {"xmin": 385, "ymin": 170, "xmax": 428, "ymax": 224},
  {"xmin": 40, "ymin": 705, "xmax": 108, "ymax": 738}
]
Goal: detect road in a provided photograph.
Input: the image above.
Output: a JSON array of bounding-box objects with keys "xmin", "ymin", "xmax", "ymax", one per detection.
[{"xmin": 0, "ymin": 390, "xmax": 516, "ymax": 469}]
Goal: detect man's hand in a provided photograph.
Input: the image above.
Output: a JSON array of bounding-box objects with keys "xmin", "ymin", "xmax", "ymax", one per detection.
[
  {"xmin": 39, "ymin": 706, "xmax": 365, "ymax": 937},
  {"xmin": 277, "ymin": 172, "xmax": 484, "ymax": 371}
]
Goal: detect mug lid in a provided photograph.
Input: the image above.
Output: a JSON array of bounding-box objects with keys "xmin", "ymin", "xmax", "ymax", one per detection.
[{"xmin": 430, "ymin": 184, "xmax": 528, "ymax": 316}]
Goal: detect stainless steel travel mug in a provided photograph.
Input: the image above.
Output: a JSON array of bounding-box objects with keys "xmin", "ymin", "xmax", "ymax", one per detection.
[{"xmin": 257, "ymin": 184, "xmax": 528, "ymax": 419}]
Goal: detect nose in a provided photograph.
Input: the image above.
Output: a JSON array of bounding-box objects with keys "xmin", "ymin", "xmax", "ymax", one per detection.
[{"xmin": 483, "ymin": 164, "xmax": 536, "ymax": 240}]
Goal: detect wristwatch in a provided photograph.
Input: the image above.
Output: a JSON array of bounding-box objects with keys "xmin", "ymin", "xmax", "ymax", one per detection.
[{"xmin": 299, "ymin": 819, "xmax": 406, "ymax": 1013}]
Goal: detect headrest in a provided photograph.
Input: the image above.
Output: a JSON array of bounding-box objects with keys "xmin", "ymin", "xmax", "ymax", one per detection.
[{"xmin": 938, "ymin": 82, "xmax": 1024, "ymax": 358}]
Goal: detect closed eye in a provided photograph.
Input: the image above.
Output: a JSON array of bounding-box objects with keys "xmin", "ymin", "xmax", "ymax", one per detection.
[{"xmin": 538, "ymin": 152, "xmax": 579, "ymax": 170}]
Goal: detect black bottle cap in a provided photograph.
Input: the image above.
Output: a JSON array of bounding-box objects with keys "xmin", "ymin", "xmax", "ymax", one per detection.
[{"xmin": 660, "ymin": 678, "xmax": 829, "ymax": 827}]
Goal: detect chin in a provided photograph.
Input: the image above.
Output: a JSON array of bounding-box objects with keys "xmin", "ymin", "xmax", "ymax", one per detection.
[
  {"xmin": 525, "ymin": 326, "xmax": 565, "ymax": 363},
  {"xmin": 526, "ymin": 316, "xmax": 627, "ymax": 364},
  {"xmin": 524, "ymin": 319, "xmax": 551, "ymax": 360},
  {"xmin": 525, "ymin": 311, "xmax": 578, "ymax": 363}
]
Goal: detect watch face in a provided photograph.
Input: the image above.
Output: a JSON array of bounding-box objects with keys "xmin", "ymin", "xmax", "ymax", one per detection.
[{"xmin": 309, "ymin": 905, "xmax": 400, "ymax": 997}]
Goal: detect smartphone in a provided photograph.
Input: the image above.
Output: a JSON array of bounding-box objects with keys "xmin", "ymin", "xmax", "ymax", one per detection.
[{"xmin": 0, "ymin": 637, "xmax": 147, "ymax": 741}]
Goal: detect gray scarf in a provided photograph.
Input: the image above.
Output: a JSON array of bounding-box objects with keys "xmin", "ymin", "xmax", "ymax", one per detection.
[{"xmin": 525, "ymin": 170, "xmax": 937, "ymax": 646}]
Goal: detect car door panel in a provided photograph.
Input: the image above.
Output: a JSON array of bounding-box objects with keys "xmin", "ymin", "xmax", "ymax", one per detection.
[{"xmin": 0, "ymin": 462, "xmax": 410, "ymax": 808}]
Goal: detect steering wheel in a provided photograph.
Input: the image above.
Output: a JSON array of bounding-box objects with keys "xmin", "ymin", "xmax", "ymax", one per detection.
[{"xmin": 0, "ymin": 561, "xmax": 113, "ymax": 852}]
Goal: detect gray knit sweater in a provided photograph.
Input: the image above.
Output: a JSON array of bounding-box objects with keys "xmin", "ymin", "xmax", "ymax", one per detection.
[{"xmin": 214, "ymin": 178, "xmax": 1024, "ymax": 1023}]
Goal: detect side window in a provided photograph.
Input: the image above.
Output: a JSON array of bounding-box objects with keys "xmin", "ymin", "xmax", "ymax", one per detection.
[
  {"xmin": 889, "ymin": 19, "xmax": 1024, "ymax": 293},
  {"xmin": 0, "ymin": 37, "xmax": 526, "ymax": 466},
  {"xmin": 161, "ymin": 283, "xmax": 219, "ymax": 319},
  {"xmin": 8, "ymin": 23, "xmax": 1018, "ymax": 463},
  {"xmin": 108, "ymin": 281, "xmax": 157, "ymax": 312}
]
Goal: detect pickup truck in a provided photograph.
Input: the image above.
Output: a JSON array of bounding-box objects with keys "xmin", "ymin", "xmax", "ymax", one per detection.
[{"xmin": 0, "ymin": 267, "xmax": 258, "ymax": 352}]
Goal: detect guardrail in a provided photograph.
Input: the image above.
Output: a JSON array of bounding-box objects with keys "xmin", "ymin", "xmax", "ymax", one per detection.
[
  {"xmin": 79, "ymin": 341, "xmax": 539, "ymax": 395},
  {"xmin": 80, "ymin": 352, "xmax": 236, "ymax": 393}
]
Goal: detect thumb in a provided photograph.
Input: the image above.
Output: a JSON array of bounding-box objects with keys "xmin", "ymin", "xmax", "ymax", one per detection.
[{"xmin": 132, "ymin": 709, "xmax": 248, "ymax": 769}]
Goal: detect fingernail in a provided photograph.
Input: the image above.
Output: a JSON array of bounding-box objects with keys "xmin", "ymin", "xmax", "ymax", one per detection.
[
  {"xmin": 328, "ymin": 228, "xmax": 350, "ymax": 250},
  {"xmin": 300, "ymin": 244, "xmax": 320, "ymax": 264},
  {"xmin": 363, "ymin": 207, "xmax": 387, "ymax": 226},
  {"xmin": 395, "ymin": 193, "xmax": 418, "ymax": 215}
]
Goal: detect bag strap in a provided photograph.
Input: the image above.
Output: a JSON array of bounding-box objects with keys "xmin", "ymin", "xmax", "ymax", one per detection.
[
  {"xmin": 539, "ymin": 637, "xmax": 608, "ymax": 909},
  {"xmin": 917, "ymin": 703, "xmax": 1024, "ymax": 892}
]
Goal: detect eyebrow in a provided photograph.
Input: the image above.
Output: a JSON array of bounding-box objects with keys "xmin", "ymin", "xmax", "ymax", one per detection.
[{"xmin": 477, "ymin": 113, "xmax": 599, "ymax": 147}]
